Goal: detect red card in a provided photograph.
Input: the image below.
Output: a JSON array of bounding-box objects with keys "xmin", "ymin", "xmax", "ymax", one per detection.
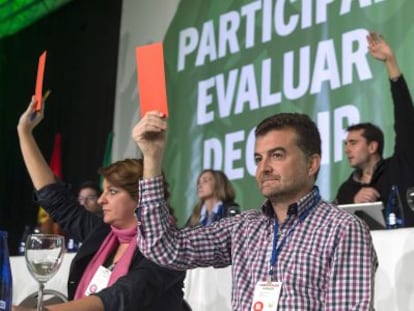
[
  {"xmin": 136, "ymin": 43, "xmax": 169, "ymax": 117},
  {"xmin": 35, "ymin": 51, "xmax": 47, "ymax": 111}
]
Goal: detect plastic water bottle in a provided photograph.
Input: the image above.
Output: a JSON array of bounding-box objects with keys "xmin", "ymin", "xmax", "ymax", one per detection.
[
  {"xmin": 0, "ymin": 231, "xmax": 13, "ymax": 311},
  {"xmin": 386, "ymin": 185, "xmax": 405, "ymax": 229},
  {"xmin": 67, "ymin": 238, "xmax": 78, "ymax": 253},
  {"xmin": 17, "ymin": 225, "xmax": 31, "ymax": 256}
]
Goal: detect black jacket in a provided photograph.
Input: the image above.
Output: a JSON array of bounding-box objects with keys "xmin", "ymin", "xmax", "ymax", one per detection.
[
  {"xmin": 336, "ymin": 76, "xmax": 414, "ymax": 227},
  {"xmin": 35, "ymin": 182, "xmax": 187, "ymax": 311}
]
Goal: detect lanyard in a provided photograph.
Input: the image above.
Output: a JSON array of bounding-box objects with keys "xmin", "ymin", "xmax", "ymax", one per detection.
[{"xmin": 268, "ymin": 191, "xmax": 321, "ymax": 280}]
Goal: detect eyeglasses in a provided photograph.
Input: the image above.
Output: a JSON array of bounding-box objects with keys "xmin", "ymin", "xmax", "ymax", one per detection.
[{"xmin": 78, "ymin": 195, "xmax": 98, "ymax": 203}]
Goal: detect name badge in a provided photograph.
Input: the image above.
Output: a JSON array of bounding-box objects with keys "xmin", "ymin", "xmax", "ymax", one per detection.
[
  {"xmin": 251, "ymin": 281, "xmax": 282, "ymax": 311},
  {"xmin": 85, "ymin": 265, "xmax": 112, "ymax": 296}
]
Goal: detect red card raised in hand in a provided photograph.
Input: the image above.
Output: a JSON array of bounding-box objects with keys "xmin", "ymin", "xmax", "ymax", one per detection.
[
  {"xmin": 136, "ymin": 42, "xmax": 169, "ymax": 117},
  {"xmin": 35, "ymin": 50, "xmax": 47, "ymax": 111}
]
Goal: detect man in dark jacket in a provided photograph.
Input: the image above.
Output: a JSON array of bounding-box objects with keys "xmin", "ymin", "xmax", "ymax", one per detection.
[{"xmin": 335, "ymin": 32, "xmax": 414, "ymax": 227}]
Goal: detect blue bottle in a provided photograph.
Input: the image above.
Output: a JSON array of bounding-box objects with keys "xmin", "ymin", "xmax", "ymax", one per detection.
[
  {"xmin": 385, "ymin": 185, "xmax": 405, "ymax": 229},
  {"xmin": 0, "ymin": 231, "xmax": 13, "ymax": 311}
]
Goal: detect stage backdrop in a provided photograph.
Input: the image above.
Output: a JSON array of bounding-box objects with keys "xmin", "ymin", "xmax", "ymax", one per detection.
[{"xmin": 114, "ymin": 0, "xmax": 414, "ymax": 225}]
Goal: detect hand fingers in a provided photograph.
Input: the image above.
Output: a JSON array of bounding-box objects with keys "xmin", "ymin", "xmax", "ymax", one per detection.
[
  {"xmin": 22, "ymin": 96, "xmax": 36, "ymax": 118},
  {"xmin": 355, "ymin": 187, "xmax": 380, "ymax": 203},
  {"xmin": 26, "ymin": 96, "xmax": 45, "ymax": 122},
  {"xmin": 362, "ymin": 188, "xmax": 380, "ymax": 201},
  {"xmin": 141, "ymin": 112, "xmax": 167, "ymax": 131},
  {"xmin": 367, "ymin": 32, "xmax": 383, "ymax": 46},
  {"xmin": 132, "ymin": 114, "xmax": 167, "ymax": 142}
]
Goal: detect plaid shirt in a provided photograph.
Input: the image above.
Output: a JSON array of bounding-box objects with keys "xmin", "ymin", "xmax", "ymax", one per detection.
[{"xmin": 137, "ymin": 176, "xmax": 377, "ymax": 310}]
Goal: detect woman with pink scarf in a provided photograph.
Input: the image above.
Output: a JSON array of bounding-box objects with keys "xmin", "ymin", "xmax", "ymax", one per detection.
[{"xmin": 14, "ymin": 98, "xmax": 187, "ymax": 311}]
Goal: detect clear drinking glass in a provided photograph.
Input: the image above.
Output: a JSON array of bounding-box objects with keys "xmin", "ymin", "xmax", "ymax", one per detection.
[{"xmin": 24, "ymin": 234, "xmax": 65, "ymax": 311}]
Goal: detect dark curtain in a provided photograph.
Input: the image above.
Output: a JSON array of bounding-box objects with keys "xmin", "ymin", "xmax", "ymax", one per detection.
[{"xmin": 0, "ymin": 0, "xmax": 122, "ymax": 254}]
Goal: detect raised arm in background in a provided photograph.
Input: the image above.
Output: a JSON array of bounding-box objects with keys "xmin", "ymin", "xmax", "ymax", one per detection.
[
  {"xmin": 14, "ymin": 98, "xmax": 105, "ymax": 311},
  {"xmin": 17, "ymin": 97, "xmax": 55, "ymax": 190},
  {"xmin": 367, "ymin": 32, "xmax": 401, "ymax": 79}
]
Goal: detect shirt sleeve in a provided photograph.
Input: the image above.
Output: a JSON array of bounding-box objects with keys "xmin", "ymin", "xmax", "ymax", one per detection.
[
  {"xmin": 324, "ymin": 219, "xmax": 377, "ymax": 310},
  {"xmin": 391, "ymin": 75, "xmax": 414, "ymax": 163},
  {"xmin": 136, "ymin": 176, "xmax": 234, "ymax": 270},
  {"xmin": 34, "ymin": 182, "xmax": 101, "ymax": 242}
]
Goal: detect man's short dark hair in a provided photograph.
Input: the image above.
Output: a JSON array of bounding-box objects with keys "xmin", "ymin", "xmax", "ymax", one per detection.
[
  {"xmin": 347, "ymin": 123, "xmax": 384, "ymax": 156},
  {"xmin": 79, "ymin": 180, "xmax": 102, "ymax": 196},
  {"xmin": 255, "ymin": 112, "xmax": 321, "ymax": 158}
]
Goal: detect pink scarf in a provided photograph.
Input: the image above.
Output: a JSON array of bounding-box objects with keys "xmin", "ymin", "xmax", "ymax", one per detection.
[{"xmin": 74, "ymin": 226, "xmax": 137, "ymax": 299}]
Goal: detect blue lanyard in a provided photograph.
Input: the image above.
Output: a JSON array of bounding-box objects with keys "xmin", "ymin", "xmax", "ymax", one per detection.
[{"xmin": 268, "ymin": 191, "xmax": 321, "ymax": 279}]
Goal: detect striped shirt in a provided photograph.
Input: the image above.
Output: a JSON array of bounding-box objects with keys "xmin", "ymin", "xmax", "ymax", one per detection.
[{"xmin": 137, "ymin": 176, "xmax": 377, "ymax": 310}]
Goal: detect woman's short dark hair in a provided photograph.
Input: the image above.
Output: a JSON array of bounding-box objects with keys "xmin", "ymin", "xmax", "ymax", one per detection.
[{"xmin": 78, "ymin": 180, "xmax": 101, "ymax": 196}]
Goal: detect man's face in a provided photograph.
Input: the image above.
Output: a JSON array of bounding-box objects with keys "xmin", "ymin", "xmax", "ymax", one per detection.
[
  {"xmin": 254, "ymin": 128, "xmax": 316, "ymax": 203},
  {"xmin": 78, "ymin": 187, "xmax": 101, "ymax": 214},
  {"xmin": 344, "ymin": 129, "xmax": 375, "ymax": 169}
]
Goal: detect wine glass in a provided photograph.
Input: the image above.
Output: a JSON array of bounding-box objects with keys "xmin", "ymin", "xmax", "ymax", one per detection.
[{"xmin": 25, "ymin": 234, "xmax": 65, "ymax": 311}]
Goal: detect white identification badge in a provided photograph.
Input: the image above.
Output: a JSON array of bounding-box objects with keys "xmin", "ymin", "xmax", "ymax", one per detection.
[
  {"xmin": 84, "ymin": 265, "xmax": 112, "ymax": 296},
  {"xmin": 251, "ymin": 281, "xmax": 282, "ymax": 311}
]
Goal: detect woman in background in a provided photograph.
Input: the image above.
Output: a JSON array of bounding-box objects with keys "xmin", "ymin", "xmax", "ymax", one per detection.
[{"xmin": 186, "ymin": 169, "xmax": 240, "ymax": 227}]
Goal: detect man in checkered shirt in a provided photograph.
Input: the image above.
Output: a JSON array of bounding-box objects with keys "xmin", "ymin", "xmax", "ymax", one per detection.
[{"xmin": 133, "ymin": 111, "xmax": 377, "ymax": 310}]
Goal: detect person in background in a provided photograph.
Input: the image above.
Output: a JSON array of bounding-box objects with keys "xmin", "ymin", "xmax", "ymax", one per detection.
[
  {"xmin": 133, "ymin": 110, "xmax": 377, "ymax": 310},
  {"xmin": 14, "ymin": 98, "xmax": 187, "ymax": 311},
  {"xmin": 77, "ymin": 181, "xmax": 102, "ymax": 215},
  {"xmin": 186, "ymin": 169, "xmax": 240, "ymax": 227},
  {"xmin": 335, "ymin": 32, "xmax": 414, "ymax": 227}
]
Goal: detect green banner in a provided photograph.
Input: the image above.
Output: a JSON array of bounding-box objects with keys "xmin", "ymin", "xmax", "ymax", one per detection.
[{"xmin": 162, "ymin": 0, "xmax": 414, "ymax": 225}]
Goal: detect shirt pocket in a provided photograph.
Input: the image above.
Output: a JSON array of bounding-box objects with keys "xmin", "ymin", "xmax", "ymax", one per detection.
[{"xmin": 280, "ymin": 249, "xmax": 327, "ymax": 293}]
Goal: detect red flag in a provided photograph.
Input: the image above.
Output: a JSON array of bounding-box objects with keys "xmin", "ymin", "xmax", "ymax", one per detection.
[
  {"xmin": 49, "ymin": 133, "xmax": 62, "ymax": 179},
  {"xmin": 37, "ymin": 133, "xmax": 64, "ymax": 235}
]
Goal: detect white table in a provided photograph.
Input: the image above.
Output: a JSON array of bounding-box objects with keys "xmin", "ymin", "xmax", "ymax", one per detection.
[
  {"xmin": 11, "ymin": 252, "xmax": 76, "ymax": 305},
  {"xmin": 372, "ymin": 228, "xmax": 414, "ymax": 311},
  {"xmin": 184, "ymin": 266, "xmax": 232, "ymax": 311},
  {"xmin": 11, "ymin": 229, "xmax": 414, "ymax": 310},
  {"xmin": 183, "ymin": 228, "xmax": 414, "ymax": 311}
]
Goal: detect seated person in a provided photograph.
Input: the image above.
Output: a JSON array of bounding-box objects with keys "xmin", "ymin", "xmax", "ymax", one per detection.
[
  {"xmin": 335, "ymin": 32, "xmax": 414, "ymax": 227},
  {"xmin": 14, "ymin": 98, "xmax": 187, "ymax": 311},
  {"xmin": 186, "ymin": 169, "xmax": 240, "ymax": 227},
  {"xmin": 77, "ymin": 180, "xmax": 102, "ymax": 215},
  {"xmin": 132, "ymin": 110, "xmax": 377, "ymax": 310}
]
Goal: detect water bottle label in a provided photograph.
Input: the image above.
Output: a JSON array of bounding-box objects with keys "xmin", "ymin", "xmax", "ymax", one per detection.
[
  {"xmin": 68, "ymin": 239, "xmax": 74, "ymax": 249},
  {"xmin": 0, "ymin": 300, "xmax": 6, "ymax": 309},
  {"xmin": 388, "ymin": 213, "xmax": 396, "ymax": 225}
]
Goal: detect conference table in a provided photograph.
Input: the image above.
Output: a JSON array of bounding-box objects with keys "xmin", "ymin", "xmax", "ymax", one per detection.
[{"xmin": 11, "ymin": 228, "xmax": 414, "ymax": 310}]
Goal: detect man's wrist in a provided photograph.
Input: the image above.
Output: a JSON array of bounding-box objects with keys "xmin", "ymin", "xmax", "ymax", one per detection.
[{"xmin": 143, "ymin": 163, "xmax": 162, "ymax": 178}]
